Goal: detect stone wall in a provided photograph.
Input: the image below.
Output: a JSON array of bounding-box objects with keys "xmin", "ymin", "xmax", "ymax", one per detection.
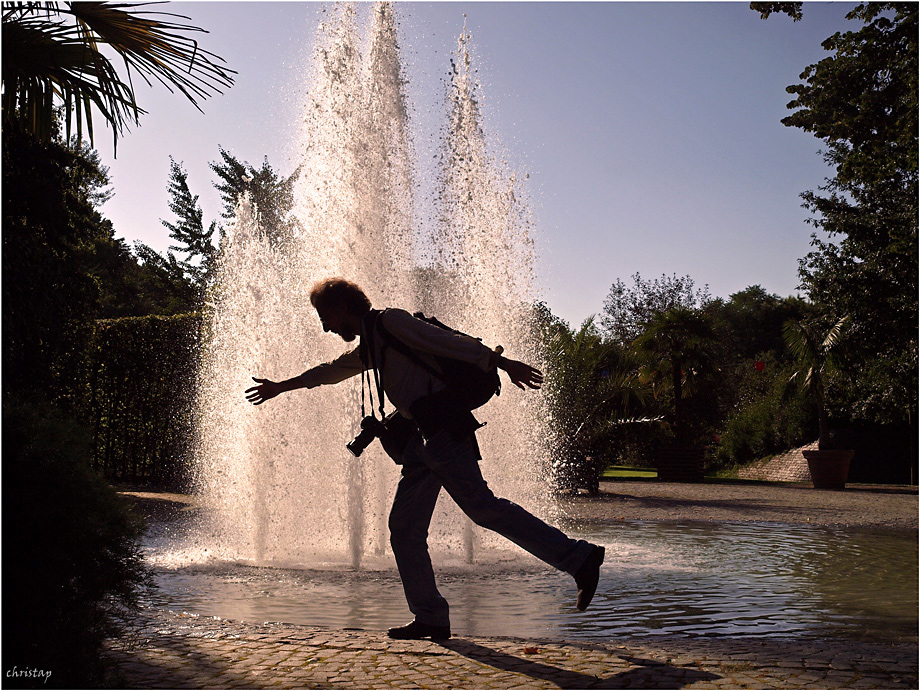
[{"xmin": 736, "ymin": 442, "xmax": 818, "ymax": 482}]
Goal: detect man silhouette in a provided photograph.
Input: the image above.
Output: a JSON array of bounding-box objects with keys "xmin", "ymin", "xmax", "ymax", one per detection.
[{"xmin": 246, "ymin": 277, "xmax": 605, "ymax": 640}]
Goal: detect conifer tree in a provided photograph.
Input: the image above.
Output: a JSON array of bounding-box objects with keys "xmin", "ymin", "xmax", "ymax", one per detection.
[
  {"xmin": 210, "ymin": 146, "xmax": 301, "ymax": 246},
  {"xmin": 160, "ymin": 158, "xmax": 217, "ymax": 296}
]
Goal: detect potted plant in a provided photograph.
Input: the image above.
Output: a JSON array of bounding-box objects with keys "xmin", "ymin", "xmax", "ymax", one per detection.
[
  {"xmin": 782, "ymin": 315, "xmax": 853, "ymax": 489},
  {"xmin": 634, "ymin": 308, "xmax": 715, "ymax": 482}
]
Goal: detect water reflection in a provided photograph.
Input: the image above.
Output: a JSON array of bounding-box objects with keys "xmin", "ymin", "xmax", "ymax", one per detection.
[{"xmin": 144, "ymin": 520, "xmax": 917, "ymax": 642}]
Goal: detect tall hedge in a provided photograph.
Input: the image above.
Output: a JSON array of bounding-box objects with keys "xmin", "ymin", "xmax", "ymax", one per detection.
[{"xmin": 87, "ymin": 314, "xmax": 201, "ymax": 489}]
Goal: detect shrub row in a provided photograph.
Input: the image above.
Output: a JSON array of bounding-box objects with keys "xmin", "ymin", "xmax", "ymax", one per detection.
[{"xmin": 86, "ymin": 314, "xmax": 201, "ymax": 489}]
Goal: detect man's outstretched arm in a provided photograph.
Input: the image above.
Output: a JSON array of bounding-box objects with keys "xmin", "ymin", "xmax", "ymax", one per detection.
[
  {"xmin": 246, "ymin": 348, "xmax": 365, "ymax": 405},
  {"xmin": 245, "ymin": 376, "xmax": 307, "ymax": 405}
]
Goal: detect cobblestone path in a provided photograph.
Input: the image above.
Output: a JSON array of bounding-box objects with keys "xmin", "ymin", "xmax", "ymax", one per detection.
[{"xmin": 106, "ymin": 609, "xmax": 917, "ymax": 689}]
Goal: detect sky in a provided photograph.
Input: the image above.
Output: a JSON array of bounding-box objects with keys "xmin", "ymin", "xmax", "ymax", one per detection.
[{"xmin": 95, "ymin": 1, "xmax": 856, "ymax": 328}]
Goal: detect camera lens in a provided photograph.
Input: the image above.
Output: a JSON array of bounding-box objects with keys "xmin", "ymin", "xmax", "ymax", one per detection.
[{"xmin": 346, "ymin": 416, "xmax": 381, "ymax": 457}]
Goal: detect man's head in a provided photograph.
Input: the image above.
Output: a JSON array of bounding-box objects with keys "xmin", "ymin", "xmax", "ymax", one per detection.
[{"xmin": 309, "ymin": 277, "xmax": 372, "ymax": 342}]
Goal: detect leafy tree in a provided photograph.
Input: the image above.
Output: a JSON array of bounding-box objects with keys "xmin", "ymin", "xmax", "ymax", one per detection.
[
  {"xmin": 750, "ymin": 2, "xmax": 803, "ymax": 22},
  {"xmin": 601, "ymin": 273, "xmax": 711, "ymax": 345},
  {"xmin": 3, "ymin": 125, "xmax": 198, "ymax": 406},
  {"xmin": 701, "ymin": 287, "xmax": 815, "ymax": 466},
  {"xmin": 150, "ymin": 148, "xmax": 302, "ymax": 303},
  {"xmin": 210, "ymin": 146, "xmax": 302, "ymax": 246},
  {"xmin": 3, "ymin": 0, "xmax": 235, "ymax": 397},
  {"xmin": 706, "ymin": 285, "xmax": 814, "ymax": 361},
  {"xmin": 2, "ymin": 1, "xmax": 234, "ymax": 151},
  {"xmin": 131, "ymin": 243, "xmax": 197, "ymax": 311},
  {"xmin": 760, "ymin": 3, "xmax": 918, "ymax": 430},
  {"xmin": 2, "ymin": 126, "xmax": 114, "ymax": 401},
  {"xmin": 92, "ymin": 236, "xmax": 185, "ymax": 317}
]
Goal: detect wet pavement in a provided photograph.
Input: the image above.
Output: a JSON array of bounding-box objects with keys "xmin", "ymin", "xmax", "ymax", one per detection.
[
  {"xmin": 109, "ymin": 483, "xmax": 918, "ymax": 688},
  {"xmin": 106, "ymin": 608, "xmax": 918, "ymax": 689}
]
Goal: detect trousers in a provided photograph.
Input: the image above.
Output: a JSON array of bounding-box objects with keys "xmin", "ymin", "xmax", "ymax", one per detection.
[{"xmin": 388, "ymin": 428, "xmax": 595, "ymax": 627}]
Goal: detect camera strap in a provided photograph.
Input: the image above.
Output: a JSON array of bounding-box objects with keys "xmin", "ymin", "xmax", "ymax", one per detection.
[{"xmin": 360, "ymin": 310, "xmax": 387, "ymax": 420}]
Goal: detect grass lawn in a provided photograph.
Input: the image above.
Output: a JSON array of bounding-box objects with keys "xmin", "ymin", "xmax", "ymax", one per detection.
[
  {"xmin": 601, "ymin": 466, "xmax": 658, "ymax": 479},
  {"xmin": 599, "ymin": 466, "xmax": 775, "ymax": 484}
]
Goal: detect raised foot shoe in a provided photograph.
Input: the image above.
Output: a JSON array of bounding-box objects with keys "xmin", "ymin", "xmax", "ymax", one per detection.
[
  {"xmin": 574, "ymin": 545, "xmax": 605, "ymax": 611},
  {"xmin": 387, "ymin": 620, "xmax": 451, "ymax": 640}
]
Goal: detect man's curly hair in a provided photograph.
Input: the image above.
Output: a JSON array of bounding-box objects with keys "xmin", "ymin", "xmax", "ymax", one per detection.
[{"xmin": 309, "ymin": 277, "xmax": 372, "ymax": 315}]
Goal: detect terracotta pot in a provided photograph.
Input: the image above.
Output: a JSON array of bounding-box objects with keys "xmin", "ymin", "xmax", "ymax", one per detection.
[
  {"xmin": 655, "ymin": 448, "xmax": 704, "ymax": 483},
  {"xmin": 802, "ymin": 449, "xmax": 854, "ymax": 490}
]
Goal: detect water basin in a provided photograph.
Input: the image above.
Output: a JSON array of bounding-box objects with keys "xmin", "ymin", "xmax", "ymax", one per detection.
[{"xmin": 143, "ymin": 519, "xmax": 917, "ymax": 642}]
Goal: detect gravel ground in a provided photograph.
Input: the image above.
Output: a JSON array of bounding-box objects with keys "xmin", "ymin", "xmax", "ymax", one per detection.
[{"xmin": 557, "ymin": 480, "xmax": 918, "ymax": 533}]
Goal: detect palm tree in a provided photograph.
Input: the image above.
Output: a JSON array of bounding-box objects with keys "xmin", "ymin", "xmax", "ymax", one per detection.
[
  {"xmin": 782, "ymin": 315, "xmax": 851, "ymax": 449},
  {"xmin": 544, "ymin": 317, "xmax": 653, "ymax": 493},
  {"xmin": 633, "ymin": 307, "xmax": 716, "ymax": 447},
  {"xmin": 2, "ymin": 1, "xmax": 235, "ymax": 150}
]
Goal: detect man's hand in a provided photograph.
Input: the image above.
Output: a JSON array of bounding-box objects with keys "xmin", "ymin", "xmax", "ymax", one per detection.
[
  {"xmin": 499, "ymin": 357, "xmax": 544, "ymax": 390},
  {"xmin": 245, "ymin": 377, "xmax": 282, "ymax": 405}
]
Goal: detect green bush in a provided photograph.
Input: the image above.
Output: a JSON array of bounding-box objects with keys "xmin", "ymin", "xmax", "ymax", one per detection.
[
  {"xmin": 713, "ymin": 356, "xmax": 815, "ymax": 468},
  {"xmin": 87, "ymin": 314, "xmax": 201, "ymax": 488},
  {"xmin": 2, "ymin": 400, "xmax": 152, "ymax": 688}
]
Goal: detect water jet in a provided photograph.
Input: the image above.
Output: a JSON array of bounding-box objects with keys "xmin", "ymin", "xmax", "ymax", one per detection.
[{"xmin": 191, "ymin": 2, "xmax": 553, "ymax": 571}]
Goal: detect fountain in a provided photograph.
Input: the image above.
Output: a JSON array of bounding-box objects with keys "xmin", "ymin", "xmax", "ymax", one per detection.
[
  {"xmin": 191, "ymin": 2, "xmax": 555, "ymax": 571},
  {"xmin": 146, "ymin": 6, "xmax": 918, "ymax": 646}
]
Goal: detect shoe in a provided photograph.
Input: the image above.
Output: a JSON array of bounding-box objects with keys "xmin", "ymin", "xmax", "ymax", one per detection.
[
  {"xmin": 387, "ymin": 620, "xmax": 451, "ymax": 640},
  {"xmin": 574, "ymin": 545, "xmax": 605, "ymax": 611}
]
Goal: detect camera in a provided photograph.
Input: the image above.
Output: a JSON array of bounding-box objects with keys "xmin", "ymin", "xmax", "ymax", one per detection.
[
  {"xmin": 346, "ymin": 415, "xmax": 386, "ymax": 457},
  {"xmin": 346, "ymin": 412, "xmax": 417, "ymax": 463}
]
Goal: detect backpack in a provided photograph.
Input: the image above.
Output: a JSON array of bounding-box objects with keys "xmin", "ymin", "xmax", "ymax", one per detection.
[{"xmin": 374, "ymin": 309, "xmax": 501, "ymax": 412}]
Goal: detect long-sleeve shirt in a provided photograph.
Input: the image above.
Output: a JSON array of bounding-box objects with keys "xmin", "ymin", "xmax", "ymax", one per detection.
[{"xmin": 299, "ymin": 308, "xmax": 498, "ymax": 417}]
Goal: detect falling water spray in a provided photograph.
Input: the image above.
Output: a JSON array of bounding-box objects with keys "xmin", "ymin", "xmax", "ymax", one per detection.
[{"xmin": 191, "ymin": 2, "xmax": 554, "ymax": 571}]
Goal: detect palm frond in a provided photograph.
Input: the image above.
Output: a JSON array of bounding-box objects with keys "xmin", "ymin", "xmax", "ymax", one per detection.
[
  {"xmin": 3, "ymin": 18, "xmax": 137, "ymax": 142},
  {"xmin": 821, "ymin": 315, "xmax": 851, "ymax": 352},
  {"xmin": 783, "ymin": 315, "xmax": 851, "ymax": 407},
  {"xmin": 782, "ymin": 319, "xmax": 816, "ymax": 365},
  {"xmin": 2, "ymin": 1, "xmax": 235, "ymax": 148},
  {"xmin": 595, "ymin": 415, "xmax": 665, "ymax": 431},
  {"xmin": 66, "ymin": 2, "xmax": 234, "ymax": 107}
]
